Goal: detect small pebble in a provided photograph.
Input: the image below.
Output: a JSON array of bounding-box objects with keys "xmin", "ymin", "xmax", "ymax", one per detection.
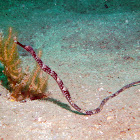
[
  {"xmin": 85, "ymin": 117, "xmax": 89, "ymax": 120},
  {"xmin": 38, "ymin": 117, "xmax": 42, "ymax": 122},
  {"xmin": 98, "ymin": 87, "xmax": 104, "ymax": 91},
  {"xmin": 107, "ymin": 116, "xmax": 114, "ymax": 120}
]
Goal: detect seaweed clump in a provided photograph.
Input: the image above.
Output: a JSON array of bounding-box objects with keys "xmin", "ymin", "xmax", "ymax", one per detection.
[{"xmin": 0, "ymin": 28, "xmax": 49, "ymax": 101}]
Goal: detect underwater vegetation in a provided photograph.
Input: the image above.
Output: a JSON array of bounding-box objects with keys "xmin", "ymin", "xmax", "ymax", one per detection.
[
  {"xmin": 0, "ymin": 28, "xmax": 48, "ymax": 101},
  {"xmin": 0, "ymin": 63, "xmax": 9, "ymax": 90}
]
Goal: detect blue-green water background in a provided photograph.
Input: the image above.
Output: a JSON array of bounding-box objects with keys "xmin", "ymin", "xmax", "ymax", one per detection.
[
  {"xmin": 0, "ymin": 0, "xmax": 139, "ymax": 85},
  {"xmin": 0, "ymin": 0, "xmax": 139, "ymax": 86}
]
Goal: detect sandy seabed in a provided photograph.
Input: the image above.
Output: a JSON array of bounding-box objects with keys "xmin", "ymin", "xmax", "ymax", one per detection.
[{"xmin": 0, "ymin": 4, "xmax": 140, "ymax": 140}]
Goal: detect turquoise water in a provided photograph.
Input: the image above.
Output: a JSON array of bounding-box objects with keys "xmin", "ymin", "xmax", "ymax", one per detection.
[{"xmin": 0, "ymin": 0, "xmax": 139, "ymax": 91}]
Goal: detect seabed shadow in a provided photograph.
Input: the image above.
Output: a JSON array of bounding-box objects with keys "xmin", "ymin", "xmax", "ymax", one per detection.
[{"xmin": 41, "ymin": 97, "xmax": 85, "ymax": 115}]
